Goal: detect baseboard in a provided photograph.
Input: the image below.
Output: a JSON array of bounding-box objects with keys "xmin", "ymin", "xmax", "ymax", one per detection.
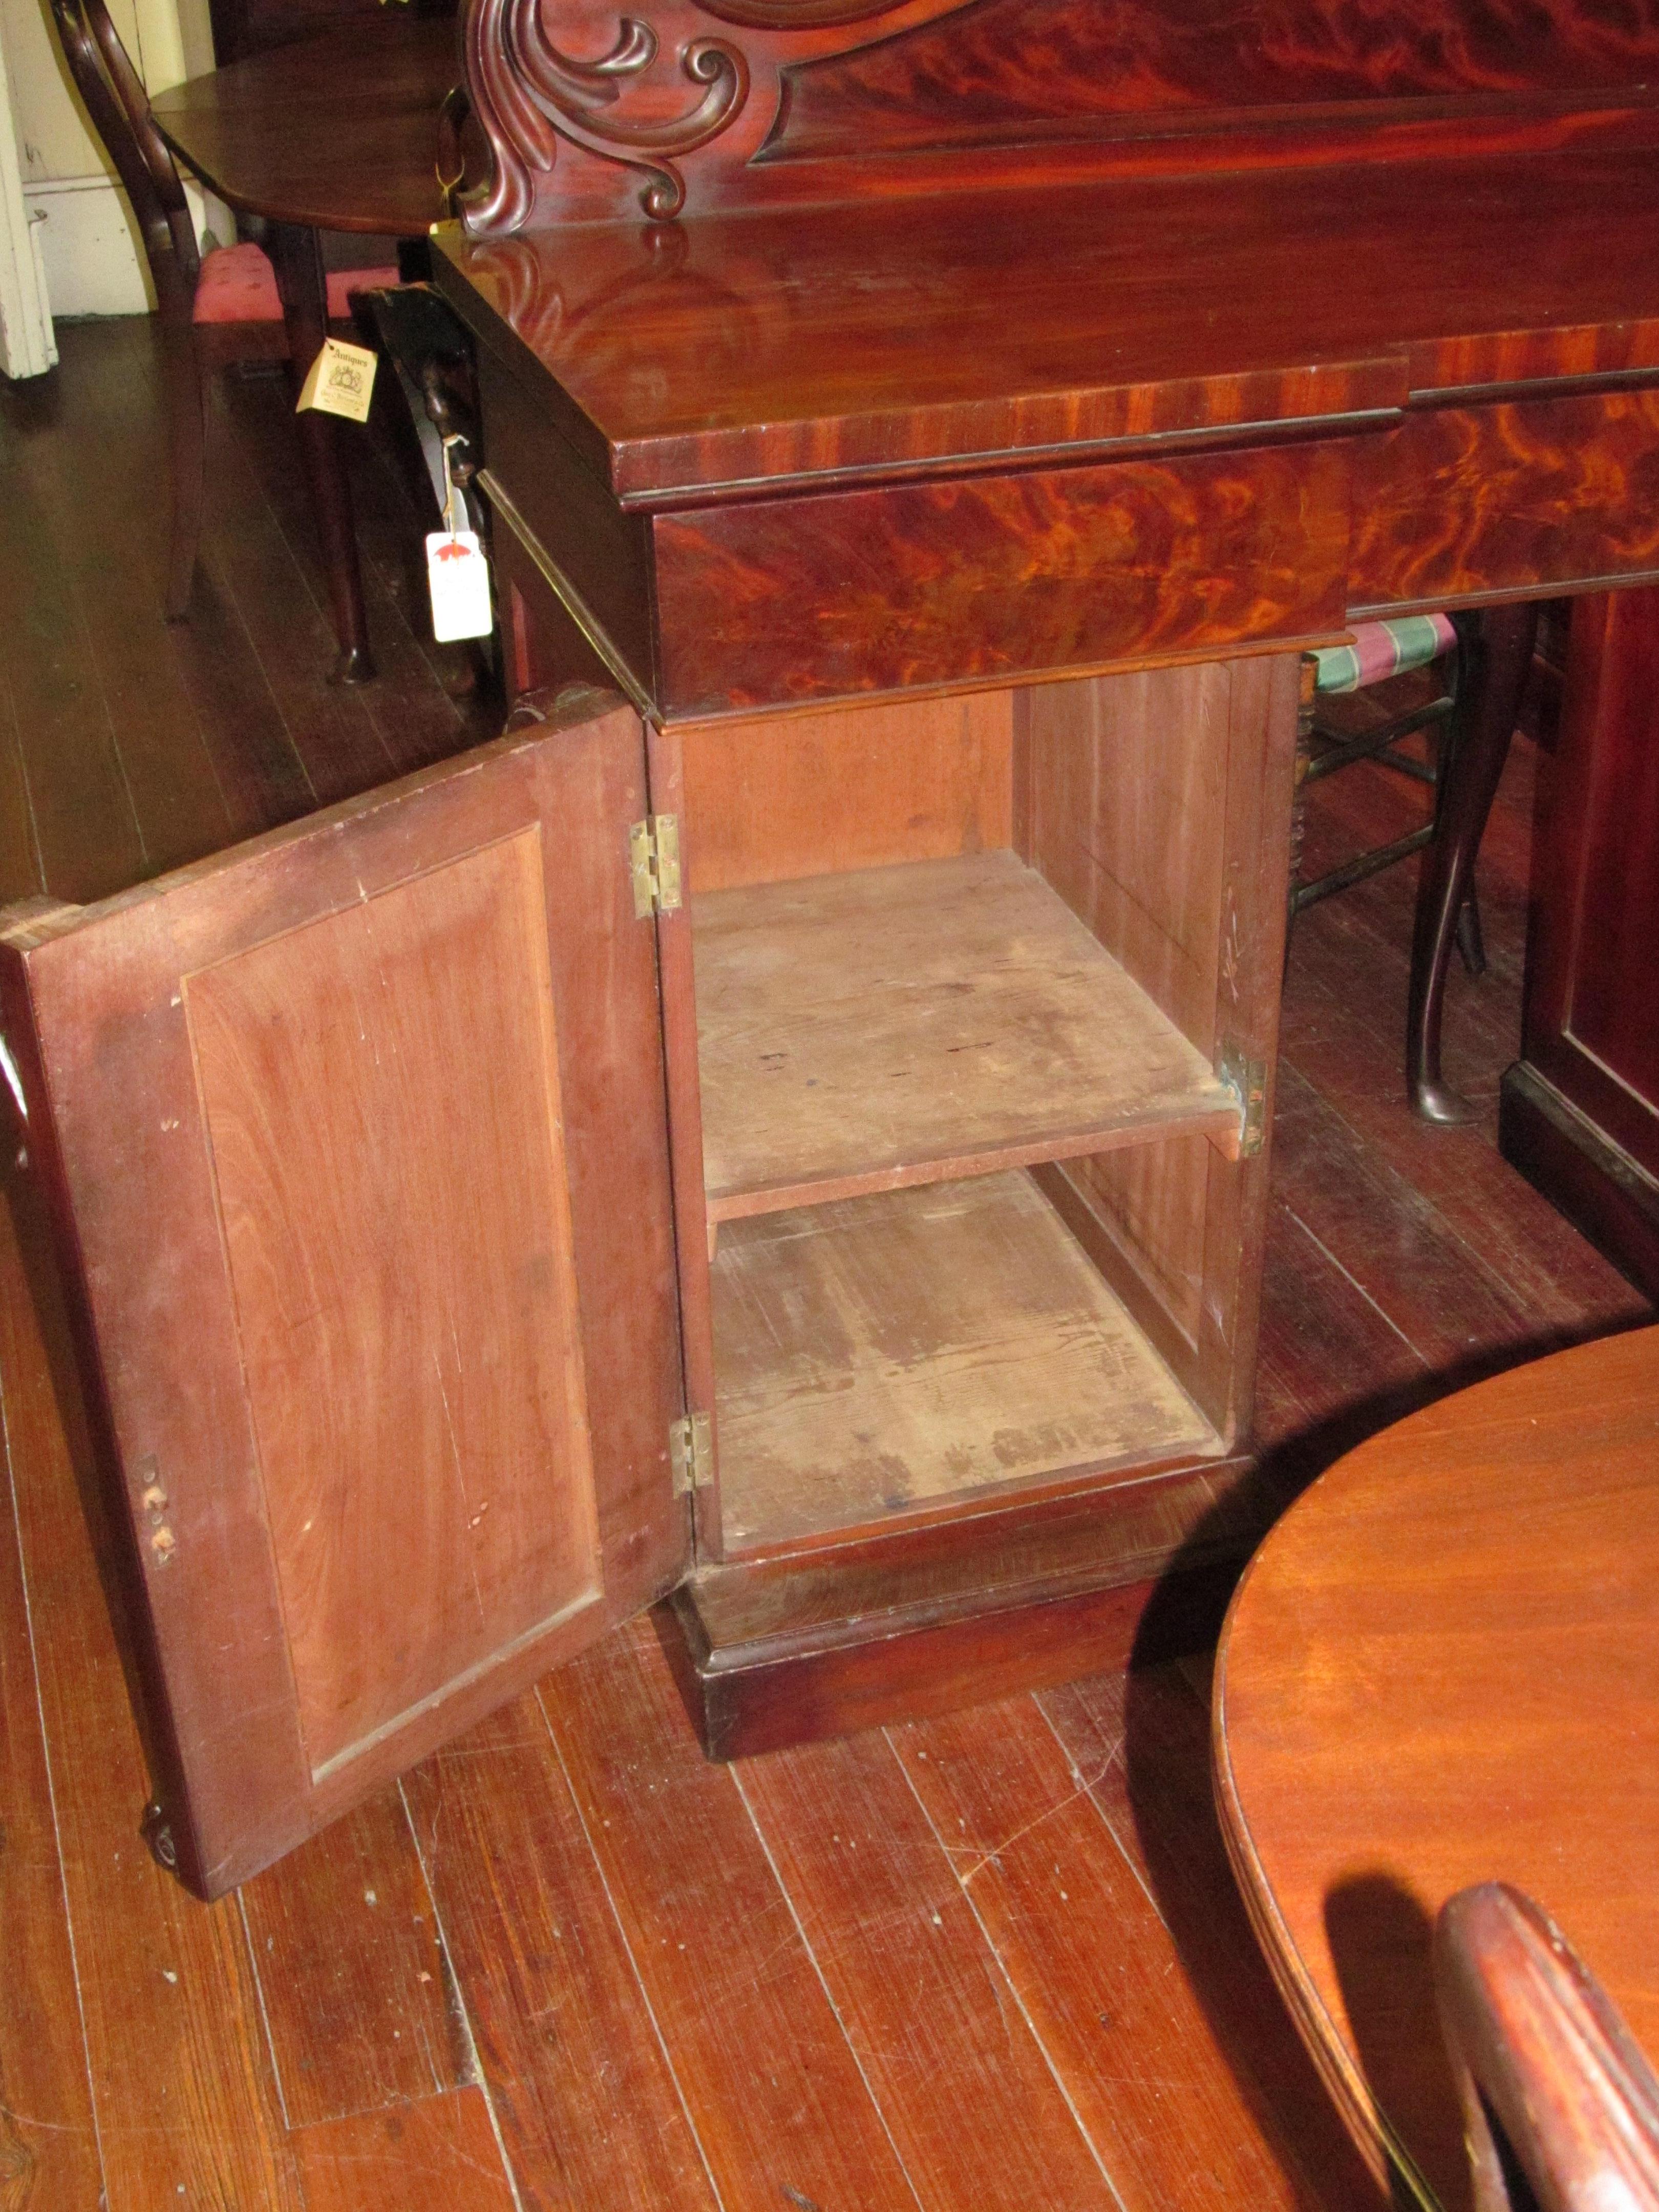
[
  {"xmin": 26, "ymin": 175, "xmax": 151, "ymax": 318},
  {"xmin": 1499, "ymin": 1059, "xmax": 1659, "ymax": 1303}
]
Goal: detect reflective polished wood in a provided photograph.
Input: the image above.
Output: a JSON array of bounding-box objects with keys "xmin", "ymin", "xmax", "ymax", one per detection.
[
  {"xmin": 1214, "ymin": 1326, "xmax": 1659, "ymax": 2212},
  {"xmin": 152, "ymin": 18, "xmax": 459, "ymax": 236},
  {"xmin": 151, "ymin": 17, "xmax": 461, "ymax": 676}
]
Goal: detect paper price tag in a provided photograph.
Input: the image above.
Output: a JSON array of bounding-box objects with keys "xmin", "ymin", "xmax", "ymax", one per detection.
[
  {"xmin": 295, "ymin": 337, "xmax": 378, "ymax": 422},
  {"xmin": 426, "ymin": 529, "xmax": 492, "ymax": 641}
]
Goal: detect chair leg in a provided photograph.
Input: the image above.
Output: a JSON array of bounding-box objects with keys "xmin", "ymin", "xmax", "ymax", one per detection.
[
  {"xmin": 1455, "ymin": 889, "xmax": 1486, "ymax": 976},
  {"xmin": 162, "ymin": 323, "xmax": 206, "ymax": 624},
  {"xmin": 1407, "ymin": 601, "xmax": 1539, "ymax": 1122},
  {"xmin": 267, "ymin": 221, "xmax": 375, "ymax": 685}
]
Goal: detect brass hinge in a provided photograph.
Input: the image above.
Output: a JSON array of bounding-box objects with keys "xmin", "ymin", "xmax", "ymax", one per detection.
[
  {"xmin": 629, "ymin": 814, "xmax": 682, "ymax": 918},
  {"xmin": 669, "ymin": 1410, "xmax": 713, "ymax": 1496},
  {"xmin": 1218, "ymin": 1043, "xmax": 1268, "ymax": 1158}
]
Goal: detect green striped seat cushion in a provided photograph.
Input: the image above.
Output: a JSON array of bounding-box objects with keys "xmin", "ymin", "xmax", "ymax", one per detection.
[{"xmin": 1313, "ymin": 613, "xmax": 1457, "ymax": 694}]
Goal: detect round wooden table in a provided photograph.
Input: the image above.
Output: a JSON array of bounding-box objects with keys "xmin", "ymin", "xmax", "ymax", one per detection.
[
  {"xmin": 150, "ymin": 18, "xmax": 461, "ymax": 679},
  {"xmin": 1214, "ymin": 1324, "xmax": 1659, "ymax": 2212},
  {"xmin": 152, "ymin": 18, "xmax": 460, "ymax": 236}
]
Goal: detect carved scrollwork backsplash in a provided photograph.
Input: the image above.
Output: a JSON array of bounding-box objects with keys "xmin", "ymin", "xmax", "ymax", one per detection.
[
  {"xmin": 457, "ymin": 0, "xmax": 1658, "ymax": 235},
  {"xmin": 462, "ymin": 0, "xmax": 752, "ymax": 231}
]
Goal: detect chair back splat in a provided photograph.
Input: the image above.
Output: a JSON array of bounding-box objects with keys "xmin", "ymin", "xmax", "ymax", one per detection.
[{"xmin": 47, "ymin": 0, "xmax": 201, "ymax": 312}]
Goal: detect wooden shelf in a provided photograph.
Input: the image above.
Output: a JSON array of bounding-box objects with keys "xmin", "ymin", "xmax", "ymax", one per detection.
[
  {"xmin": 694, "ymin": 851, "xmax": 1240, "ymax": 1223},
  {"xmin": 710, "ymin": 1169, "xmax": 1220, "ymax": 1550}
]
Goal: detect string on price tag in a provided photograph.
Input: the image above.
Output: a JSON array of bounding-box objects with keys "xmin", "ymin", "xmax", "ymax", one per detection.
[{"xmin": 425, "ymin": 434, "xmax": 492, "ymax": 642}]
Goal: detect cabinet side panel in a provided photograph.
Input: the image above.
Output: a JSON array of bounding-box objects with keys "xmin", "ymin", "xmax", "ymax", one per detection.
[
  {"xmin": 1026, "ymin": 654, "xmax": 1298, "ymax": 1434},
  {"xmin": 184, "ymin": 830, "xmax": 602, "ymax": 1776},
  {"xmin": 1023, "ymin": 661, "xmax": 1229, "ymax": 1048},
  {"xmin": 1058, "ymin": 1137, "xmax": 1210, "ymax": 1349},
  {"xmin": 679, "ymin": 692, "xmax": 1014, "ymax": 894}
]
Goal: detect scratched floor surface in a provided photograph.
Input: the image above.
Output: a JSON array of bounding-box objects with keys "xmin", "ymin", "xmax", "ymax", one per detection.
[{"xmin": 0, "ymin": 320, "xmax": 1646, "ymax": 2210}]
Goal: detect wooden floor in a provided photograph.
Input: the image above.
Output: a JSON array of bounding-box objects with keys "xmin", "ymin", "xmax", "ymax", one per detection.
[{"xmin": 0, "ymin": 320, "xmax": 1648, "ymax": 2212}]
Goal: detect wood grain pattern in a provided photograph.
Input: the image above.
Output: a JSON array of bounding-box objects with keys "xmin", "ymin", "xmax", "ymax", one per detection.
[
  {"xmin": 1038, "ymin": 1663, "xmax": 1393, "ymax": 2212},
  {"xmin": 437, "ymin": 153, "xmax": 1659, "ymax": 500},
  {"xmin": 287, "ymin": 2087, "xmax": 518, "ymax": 2211},
  {"xmin": 1350, "ymin": 390, "xmax": 1659, "ymax": 613},
  {"xmin": 680, "ymin": 689, "xmax": 1013, "ymax": 894},
  {"xmin": 711, "ymin": 1172, "xmax": 1218, "ymax": 1549},
  {"xmin": 0, "ymin": 1165, "xmax": 306, "ymax": 2208},
  {"xmin": 0, "ymin": 1208, "xmax": 102, "ymax": 2208},
  {"xmin": 187, "ymin": 828, "xmax": 599, "ymax": 1774},
  {"xmin": 151, "ymin": 19, "xmax": 455, "ymax": 235},
  {"xmin": 237, "ymin": 1788, "xmax": 464, "ymax": 2129},
  {"xmin": 540, "ymin": 1617, "xmax": 923, "ymax": 2212},
  {"xmin": 890, "ymin": 1692, "xmax": 1333, "ymax": 2212},
  {"xmin": 1501, "ymin": 589, "xmax": 1659, "ymax": 1299},
  {"xmin": 768, "ymin": 0, "xmax": 1659, "ymax": 165},
  {"xmin": 400, "ymin": 1694, "xmax": 720, "ymax": 2212},
  {"xmin": 651, "ymin": 442, "xmax": 1350, "ymax": 713},
  {"xmin": 1021, "ymin": 654, "xmax": 1298, "ymax": 1433},
  {"xmin": 694, "ymin": 853, "xmax": 1239, "ymax": 1220},
  {"xmin": 1434, "ymin": 1883, "xmax": 1659, "ymax": 2212},
  {"xmin": 1214, "ymin": 1325, "xmax": 1659, "ymax": 2212},
  {"xmin": 734, "ymin": 1726, "xmax": 1126, "ymax": 2212},
  {"xmin": 6, "ymin": 319, "xmax": 1634, "ymax": 2212},
  {"xmin": 446, "ymin": 0, "xmax": 1659, "ymax": 229},
  {"xmin": 0, "ymin": 697, "xmax": 687, "ymax": 1896}
]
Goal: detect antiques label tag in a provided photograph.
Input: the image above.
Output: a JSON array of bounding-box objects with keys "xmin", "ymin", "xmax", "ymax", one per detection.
[
  {"xmin": 426, "ymin": 529, "xmax": 492, "ymax": 641},
  {"xmin": 295, "ymin": 338, "xmax": 378, "ymax": 421}
]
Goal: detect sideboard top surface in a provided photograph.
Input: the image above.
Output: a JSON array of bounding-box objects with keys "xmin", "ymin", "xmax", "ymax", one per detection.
[{"xmin": 436, "ymin": 148, "xmax": 1659, "ymax": 499}]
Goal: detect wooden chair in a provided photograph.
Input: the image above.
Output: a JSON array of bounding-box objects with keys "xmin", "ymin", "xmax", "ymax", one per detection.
[
  {"xmin": 45, "ymin": 0, "xmax": 397, "ymax": 665},
  {"xmin": 1436, "ymin": 1883, "xmax": 1659, "ymax": 2212},
  {"xmin": 1293, "ymin": 611, "xmax": 1512, "ymax": 1121}
]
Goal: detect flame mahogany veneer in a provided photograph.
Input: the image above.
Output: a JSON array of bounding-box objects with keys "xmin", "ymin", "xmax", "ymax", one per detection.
[
  {"xmin": 437, "ymin": 155, "xmax": 1659, "ymax": 716},
  {"xmin": 430, "ymin": 89, "xmax": 1659, "ymax": 1765},
  {"xmin": 16, "ymin": 0, "xmax": 1659, "ymax": 1896}
]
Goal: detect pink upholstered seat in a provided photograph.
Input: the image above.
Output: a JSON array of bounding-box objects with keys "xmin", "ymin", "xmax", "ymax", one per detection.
[{"xmin": 192, "ymin": 241, "xmax": 400, "ymax": 325}]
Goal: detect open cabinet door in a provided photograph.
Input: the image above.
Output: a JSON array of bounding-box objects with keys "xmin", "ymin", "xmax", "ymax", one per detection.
[{"xmin": 0, "ymin": 687, "xmax": 688, "ymax": 1899}]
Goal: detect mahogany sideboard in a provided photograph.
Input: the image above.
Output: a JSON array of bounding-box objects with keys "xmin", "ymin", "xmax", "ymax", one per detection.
[
  {"xmin": 9, "ymin": 0, "xmax": 1659, "ymax": 1899},
  {"xmin": 1501, "ymin": 588, "xmax": 1659, "ymax": 1302}
]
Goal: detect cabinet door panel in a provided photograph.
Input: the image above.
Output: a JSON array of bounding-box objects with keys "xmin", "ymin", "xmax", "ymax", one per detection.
[{"xmin": 0, "ymin": 690, "xmax": 687, "ymax": 1898}]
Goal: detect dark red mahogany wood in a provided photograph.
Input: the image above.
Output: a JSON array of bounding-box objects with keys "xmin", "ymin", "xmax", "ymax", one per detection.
[
  {"xmin": 1436, "ymin": 1884, "xmax": 1659, "ymax": 2212},
  {"xmin": 151, "ymin": 19, "xmax": 459, "ymax": 236},
  {"xmin": 454, "ymin": 0, "xmax": 1659, "ymax": 230},
  {"xmin": 434, "ymin": 154, "xmax": 1659, "ymax": 722},
  {"xmin": 1501, "ymin": 588, "xmax": 1659, "ymax": 1299}
]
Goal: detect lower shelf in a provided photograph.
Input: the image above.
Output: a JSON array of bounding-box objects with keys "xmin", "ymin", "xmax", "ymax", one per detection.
[{"xmin": 710, "ymin": 1167, "xmax": 1220, "ymax": 1551}]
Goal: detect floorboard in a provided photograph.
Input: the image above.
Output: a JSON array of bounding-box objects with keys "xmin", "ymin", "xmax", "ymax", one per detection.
[
  {"xmin": 0, "ymin": 314, "xmax": 1650, "ymax": 2212},
  {"xmin": 401, "ymin": 1693, "xmax": 721, "ymax": 2212}
]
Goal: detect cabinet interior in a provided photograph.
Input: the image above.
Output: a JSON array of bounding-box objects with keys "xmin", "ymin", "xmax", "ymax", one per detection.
[{"xmin": 678, "ymin": 675, "xmax": 1247, "ymax": 1558}]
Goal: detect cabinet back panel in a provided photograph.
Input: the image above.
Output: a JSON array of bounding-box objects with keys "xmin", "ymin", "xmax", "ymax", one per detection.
[
  {"xmin": 185, "ymin": 830, "xmax": 602, "ymax": 1776},
  {"xmin": 680, "ymin": 692, "xmax": 1013, "ymax": 895}
]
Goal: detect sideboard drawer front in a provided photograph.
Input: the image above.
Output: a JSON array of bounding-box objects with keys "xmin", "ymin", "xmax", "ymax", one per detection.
[
  {"xmin": 650, "ymin": 443, "xmax": 1350, "ymax": 715},
  {"xmin": 1350, "ymin": 388, "xmax": 1659, "ymax": 612}
]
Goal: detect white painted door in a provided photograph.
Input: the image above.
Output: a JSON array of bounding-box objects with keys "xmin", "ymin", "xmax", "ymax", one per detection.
[
  {"xmin": 0, "ymin": 0, "xmax": 213, "ymax": 323},
  {"xmin": 0, "ymin": 13, "xmax": 53, "ymax": 378}
]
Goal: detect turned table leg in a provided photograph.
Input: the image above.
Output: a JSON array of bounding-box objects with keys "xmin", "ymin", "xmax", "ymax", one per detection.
[
  {"xmin": 268, "ymin": 221, "xmax": 375, "ymax": 685},
  {"xmin": 1407, "ymin": 600, "xmax": 1539, "ymax": 1123}
]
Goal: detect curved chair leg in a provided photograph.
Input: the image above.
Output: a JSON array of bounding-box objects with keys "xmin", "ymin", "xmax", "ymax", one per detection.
[
  {"xmin": 268, "ymin": 220, "xmax": 375, "ymax": 685},
  {"xmin": 1455, "ymin": 889, "xmax": 1486, "ymax": 977},
  {"xmin": 1407, "ymin": 600, "xmax": 1539, "ymax": 1122},
  {"xmin": 162, "ymin": 322, "xmax": 206, "ymax": 623}
]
